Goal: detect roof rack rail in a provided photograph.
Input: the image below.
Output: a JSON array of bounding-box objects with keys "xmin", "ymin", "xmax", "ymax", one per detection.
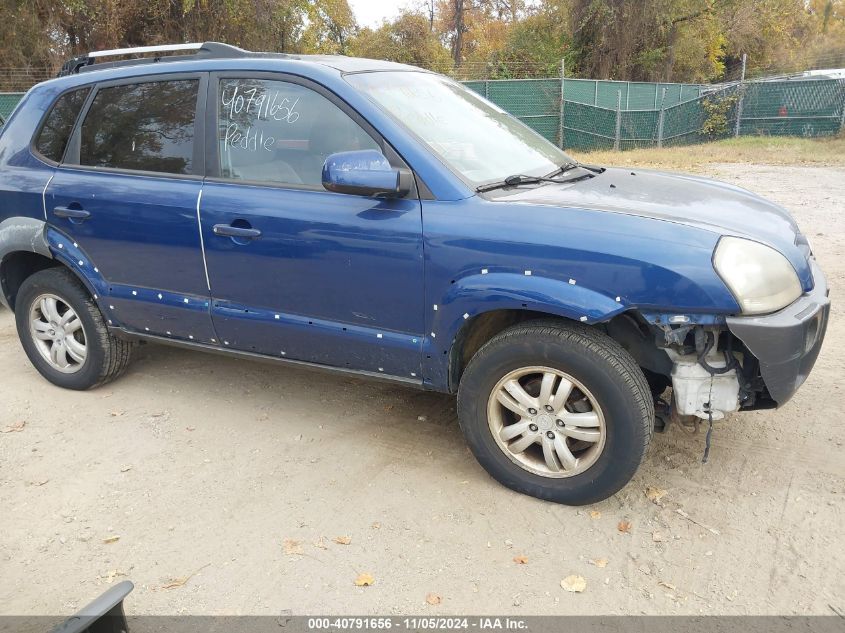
[{"xmin": 57, "ymin": 41, "xmax": 248, "ymax": 77}]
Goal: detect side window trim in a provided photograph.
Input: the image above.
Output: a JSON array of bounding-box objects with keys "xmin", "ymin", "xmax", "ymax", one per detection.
[
  {"xmin": 30, "ymin": 86, "xmax": 92, "ymax": 166},
  {"xmin": 63, "ymin": 72, "xmax": 208, "ymax": 179},
  {"xmin": 205, "ymin": 71, "xmax": 419, "ymax": 198}
]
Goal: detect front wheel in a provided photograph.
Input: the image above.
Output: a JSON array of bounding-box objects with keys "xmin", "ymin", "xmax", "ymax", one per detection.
[{"xmin": 457, "ymin": 320, "xmax": 653, "ymax": 505}]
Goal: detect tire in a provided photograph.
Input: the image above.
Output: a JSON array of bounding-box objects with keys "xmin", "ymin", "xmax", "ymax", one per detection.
[
  {"xmin": 457, "ymin": 319, "xmax": 653, "ymax": 505},
  {"xmin": 15, "ymin": 267, "xmax": 134, "ymax": 390}
]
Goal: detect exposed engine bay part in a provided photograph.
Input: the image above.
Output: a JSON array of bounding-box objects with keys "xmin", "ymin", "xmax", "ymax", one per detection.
[{"xmin": 666, "ymin": 341, "xmax": 740, "ymax": 421}]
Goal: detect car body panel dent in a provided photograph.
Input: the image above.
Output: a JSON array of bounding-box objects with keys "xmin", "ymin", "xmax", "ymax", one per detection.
[{"xmin": 0, "ymin": 216, "xmax": 52, "ymax": 261}]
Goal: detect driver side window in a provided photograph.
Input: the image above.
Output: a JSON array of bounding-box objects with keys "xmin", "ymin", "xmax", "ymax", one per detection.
[{"xmin": 217, "ymin": 78, "xmax": 380, "ymax": 187}]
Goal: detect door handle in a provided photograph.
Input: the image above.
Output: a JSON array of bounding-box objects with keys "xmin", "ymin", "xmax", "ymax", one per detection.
[
  {"xmin": 53, "ymin": 206, "xmax": 91, "ymax": 220},
  {"xmin": 212, "ymin": 224, "xmax": 262, "ymax": 239}
]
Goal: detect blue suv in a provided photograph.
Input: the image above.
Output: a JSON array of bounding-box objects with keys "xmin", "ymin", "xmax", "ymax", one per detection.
[{"xmin": 0, "ymin": 43, "xmax": 830, "ymax": 504}]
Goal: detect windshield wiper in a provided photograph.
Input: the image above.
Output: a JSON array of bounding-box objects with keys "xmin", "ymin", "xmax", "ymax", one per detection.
[
  {"xmin": 546, "ymin": 161, "xmax": 580, "ymax": 177},
  {"xmin": 577, "ymin": 163, "xmax": 606, "ymax": 174},
  {"xmin": 476, "ymin": 164, "xmax": 595, "ymax": 193},
  {"xmin": 476, "ymin": 174, "xmax": 570, "ymax": 193}
]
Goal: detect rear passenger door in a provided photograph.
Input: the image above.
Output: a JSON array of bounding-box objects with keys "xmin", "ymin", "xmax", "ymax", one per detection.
[{"xmin": 44, "ymin": 74, "xmax": 215, "ymax": 342}]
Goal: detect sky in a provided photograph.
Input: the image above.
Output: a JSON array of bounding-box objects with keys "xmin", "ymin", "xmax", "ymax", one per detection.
[{"xmin": 348, "ymin": 0, "xmax": 414, "ymax": 28}]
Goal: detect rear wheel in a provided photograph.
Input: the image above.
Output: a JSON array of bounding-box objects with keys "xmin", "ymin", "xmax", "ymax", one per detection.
[
  {"xmin": 457, "ymin": 320, "xmax": 653, "ymax": 505},
  {"xmin": 15, "ymin": 267, "xmax": 134, "ymax": 390}
]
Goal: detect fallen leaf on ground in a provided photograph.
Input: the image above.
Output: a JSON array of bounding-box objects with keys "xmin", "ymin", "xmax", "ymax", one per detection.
[
  {"xmin": 120, "ymin": 466, "xmax": 132, "ymax": 473},
  {"xmin": 646, "ymin": 486, "xmax": 668, "ymax": 503},
  {"xmin": 371, "ymin": 522, "xmax": 381, "ymax": 529},
  {"xmin": 283, "ymin": 539, "xmax": 303, "ymax": 555},
  {"xmin": 425, "ymin": 593, "xmax": 441, "ymax": 605},
  {"xmin": 652, "ymin": 531, "xmax": 667, "ymax": 542},
  {"xmin": 160, "ymin": 576, "xmax": 190, "ymax": 589},
  {"xmin": 157, "ymin": 563, "xmax": 210, "ymax": 590},
  {"xmin": 1, "ymin": 421, "xmax": 26, "ymax": 433},
  {"xmin": 590, "ymin": 558, "xmax": 608, "ymax": 568},
  {"xmin": 103, "ymin": 536, "xmax": 120, "ymax": 544},
  {"xmin": 333, "ymin": 536, "xmax": 352, "ymax": 545},
  {"xmin": 26, "ymin": 479, "xmax": 50, "ymax": 487},
  {"xmin": 314, "ymin": 536, "xmax": 328, "ymax": 550},
  {"xmin": 185, "ymin": 426, "xmax": 196, "ymax": 431},
  {"xmin": 561, "ymin": 575, "xmax": 587, "ymax": 593},
  {"xmin": 658, "ymin": 581, "xmax": 677, "ymax": 591},
  {"xmin": 617, "ymin": 520, "xmax": 632, "ymax": 533},
  {"xmin": 103, "ymin": 569, "xmax": 126, "ymax": 583},
  {"xmin": 589, "ymin": 510, "xmax": 601, "ymax": 519},
  {"xmin": 513, "ymin": 555, "xmax": 528, "ymax": 564},
  {"xmin": 354, "ymin": 573, "xmax": 375, "ymax": 587}
]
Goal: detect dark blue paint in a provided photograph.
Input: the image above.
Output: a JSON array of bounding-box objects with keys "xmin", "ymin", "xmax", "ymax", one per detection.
[
  {"xmin": 322, "ymin": 149, "xmax": 406, "ymax": 196},
  {"xmin": 200, "ymin": 180, "xmax": 423, "ymax": 375},
  {"xmin": 0, "ymin": 54, "xmax": 818, "ymax": 393},
  {"xmin": 44, "ymin": 169, "xmax": 216, "ymax": 341}
]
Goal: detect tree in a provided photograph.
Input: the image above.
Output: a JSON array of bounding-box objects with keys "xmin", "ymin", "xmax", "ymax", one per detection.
[
  {"xmin": 301, "ymin": 0, "xmax": 358, "ymax": 54},
  {"xmin": 349, "ymin": 10, "xmax": 453, "ymax": 71},
  {"xmin": 2, "ymin": 0, "xmax": 843, "ymax": 88}
]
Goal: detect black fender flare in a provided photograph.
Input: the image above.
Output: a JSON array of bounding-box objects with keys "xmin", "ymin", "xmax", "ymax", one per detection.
[{"xmin": 0, "ymin": 216, "xmax": 54, "ymax": 309}]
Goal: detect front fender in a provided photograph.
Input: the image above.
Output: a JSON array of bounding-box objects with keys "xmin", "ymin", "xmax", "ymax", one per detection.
[{"xmin": 422, "ymin": 273, "xmax": 626, "ymax": 389}]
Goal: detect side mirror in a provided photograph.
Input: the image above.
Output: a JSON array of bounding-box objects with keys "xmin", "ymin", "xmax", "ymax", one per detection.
[{"xmin": 322, "ymin": 150, "xmax": 412, "ymax": 198}]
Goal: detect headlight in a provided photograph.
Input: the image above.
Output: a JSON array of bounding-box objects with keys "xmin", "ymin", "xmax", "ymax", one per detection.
[{"xmin": 713, "ymin": 236, "xmax": 802, "ymax": 315}]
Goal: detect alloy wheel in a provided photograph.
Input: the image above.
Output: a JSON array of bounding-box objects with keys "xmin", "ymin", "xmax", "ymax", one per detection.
[
  {"xmin": 487, "ymin": 366, "xmax": 606, "ymax": 478},
  {"xmin": 29, "ymin": 293, "xmax": 88, "ymax": 374}
]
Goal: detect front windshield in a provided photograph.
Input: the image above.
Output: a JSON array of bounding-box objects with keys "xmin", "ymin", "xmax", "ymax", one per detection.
[{"xmin": 346, "ymin": 71, "xmax": 574, "ymax": 188}]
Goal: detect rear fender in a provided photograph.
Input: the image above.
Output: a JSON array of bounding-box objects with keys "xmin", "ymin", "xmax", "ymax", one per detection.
[
  {"xmin": 0, "ymin": 217, "xmax": 53, "ymax": 309},
  {"xmin": 0, "ymin": 217, "xmax": 111, "ymax": 318}
]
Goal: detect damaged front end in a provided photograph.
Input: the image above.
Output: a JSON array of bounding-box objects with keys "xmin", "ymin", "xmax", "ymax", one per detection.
[{"xmin": 609, "ymin": 260, "xmax": 830, "ymax": 429}]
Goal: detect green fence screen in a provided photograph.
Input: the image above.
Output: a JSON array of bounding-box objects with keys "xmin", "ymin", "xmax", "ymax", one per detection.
[
  {"xmin": 0, "ymin": 92, "xmax": 24, "ymax": 120},
  {"xmin": 464, "ymin": 77, "xmax": 845, "ymax": 152}
]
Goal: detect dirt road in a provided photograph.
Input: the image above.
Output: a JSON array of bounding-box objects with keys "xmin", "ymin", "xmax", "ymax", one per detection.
[{"xmin": 1, "ymin": 164, "xmax": 843, "ymax": 616}]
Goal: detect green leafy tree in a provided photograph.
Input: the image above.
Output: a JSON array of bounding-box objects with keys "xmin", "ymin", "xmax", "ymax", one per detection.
[{"xmin": 349, "ymin": 11, "xmax": 453, "ymax": 72}]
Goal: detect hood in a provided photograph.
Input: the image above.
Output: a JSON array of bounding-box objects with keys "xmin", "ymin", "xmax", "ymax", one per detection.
[
  {"xmin": 493, "ymin": 166, "xmax": 812, "ymax": 289},
  {"xmin": 497, "ymin": 167, "xmax": 802, "ymax": 244}
]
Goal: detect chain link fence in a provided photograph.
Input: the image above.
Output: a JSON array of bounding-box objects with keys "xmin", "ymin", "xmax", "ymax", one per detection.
[{"xmin": 0, "ymin": 92, "xmax": 24, "ymax": 120}]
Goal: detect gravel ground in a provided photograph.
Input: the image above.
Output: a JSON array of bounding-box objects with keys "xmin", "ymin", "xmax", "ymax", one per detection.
[{"xmin": 0, "ymin": 164, "xmax": 843, "ymax": 617}]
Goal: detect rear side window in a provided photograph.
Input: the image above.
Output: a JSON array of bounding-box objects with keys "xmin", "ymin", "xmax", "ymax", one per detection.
[
  {"xmin": 79, "ymin": 80, "xmax": 198, "ymax": 175},
  {"xmin": 34, "ymin": 88, "xmax": 89, "ymax": 163}
]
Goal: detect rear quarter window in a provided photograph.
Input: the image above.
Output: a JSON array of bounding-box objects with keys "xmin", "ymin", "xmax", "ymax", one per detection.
[
  {"xmin": 34, "ymin": 88, "xmax": 90, "ymax": 163},
  {"xmin": 79, "ymin": 80, "xmax": 199, "ymax": 175}
]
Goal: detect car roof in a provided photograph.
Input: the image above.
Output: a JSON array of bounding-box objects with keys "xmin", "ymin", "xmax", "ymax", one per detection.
[{"xmin": 39, "ymin": 43, "xmax": 426, "ymax": 93}]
